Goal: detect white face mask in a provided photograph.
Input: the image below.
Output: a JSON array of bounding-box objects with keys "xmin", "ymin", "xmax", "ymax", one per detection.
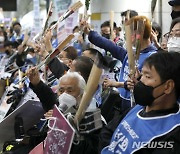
[
  {"xmin": 26, "ymin": 53, "xmax": 33, "ymax": 59},
  {"xmin": 73, "ymin": 32, "xmax": 81, "ymax": 43},
  {"xmin": 66, "ymin": 69, "xmax": 73, "ymax": 74},
  {"xmin": 167, "ymin": 37, "xmax": 180, "ymax": 53},
  {"xmin": 58, "ymin": 93, "xmax": 77, "ymax": 113},
  {"xmin": 0, "ymin": 36, "xmax": 5, "ymax": 42},
  {"xmin": 74, "ymin": 32, "xmax": 80, "ymax": 38}
]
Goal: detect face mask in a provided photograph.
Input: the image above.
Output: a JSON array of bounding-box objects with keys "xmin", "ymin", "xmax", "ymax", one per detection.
[
  {"xmin": 0, "ymin": 36, "xmax": 5, "ymax": 42},
  {"xmin": 66, "ymin": 69, "xmax": 71, "ymax": 74},
  {"xmin": 171, "ymin": 10, "xmax": 180, "ymax": 20},
  {"xmin": 26, "ymin": 53, "xmax": 37, "ymax": 65},
  {"xmin": 134, "ymin": 81, "xmax": 165, "ymax": 106},
  {"xmin": 102, "ymin": 33, "xmax": 110, "ymax": 39},
  {"xmin": 14, "ymin": 29, "xmax": 20, "ymax": 34},
  {"xmin": 58, "ymin": 93, "xmax": 77, "ymax": 113},
  {"xmin": 167, "ymin": 37, "xmax": 180, "ymax": 53},
  {"xmin": 5, "ymin": 50, "xmax": 10, "ymax": 55},
  {"xmin": 26, "ymin": 53, "xmax": 33, "ymax": 59},
  {"xmin": 73, "ymin": 32, "xmax": 80, "ymax": 42}
]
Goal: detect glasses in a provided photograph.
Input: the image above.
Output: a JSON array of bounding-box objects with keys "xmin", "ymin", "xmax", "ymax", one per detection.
[
  {"xmin": 163, "ymin": 32, "xmax": 170, "ymax": 39},
  {"xmin": 170, "ymin": 28, "xmax": 180, "ymax": 37},
  {"xmin": 164, "ymin": 29, "xmax": 180, "ymax": 39}
]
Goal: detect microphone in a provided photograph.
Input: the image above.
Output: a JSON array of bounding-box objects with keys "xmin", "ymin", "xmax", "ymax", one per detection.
[{"xmin": 58, "ymin": 103, "xmax": 69, "ymax": 113}]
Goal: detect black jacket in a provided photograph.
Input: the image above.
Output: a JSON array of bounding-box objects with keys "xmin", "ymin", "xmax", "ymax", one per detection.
[{"xmin": 47, "ymin": 57, "xmax": 68, "ymax": 79}]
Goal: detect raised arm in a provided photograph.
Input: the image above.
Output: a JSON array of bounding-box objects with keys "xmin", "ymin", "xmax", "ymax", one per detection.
[
  {"xmin": 27, "ymin": 67, "xmax": 58, "ymax": 111},
  {"xmin": 82, "ymin": 21, "xmax": 127, "ymax": 62},
  {"xmin": 88, "ymin": 31, "xmax": 126, "ymax": 62}
]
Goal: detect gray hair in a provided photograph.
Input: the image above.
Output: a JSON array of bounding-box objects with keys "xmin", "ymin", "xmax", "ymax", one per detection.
[{"xmin": 59, "ymin": 72, "xmax": 86, "ymax": 94}]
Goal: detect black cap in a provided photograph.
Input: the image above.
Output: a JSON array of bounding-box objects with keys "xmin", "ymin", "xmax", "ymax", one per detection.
[{"xmin": 168, "ymin": 0, "xmax": 180, "ymax": 6}]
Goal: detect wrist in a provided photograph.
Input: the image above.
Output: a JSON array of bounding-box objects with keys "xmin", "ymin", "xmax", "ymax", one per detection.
[
  {"xmin": 154, "ymin": 42, "xmax": 161, "ymax": 49},
  {"xmin": 115, "ymin": 81, "xmax": 124, "ymax": 88},
  {"xmin": 31, "ymin": 80, "xmax": 40, "ymax": 86},
  {"xmin": 43, "ymin": 50, "xmax": 50, "ymax": 58},
  {"xmin": 124, "ymin": 81, "xmax": 130, "ymax": 91}
]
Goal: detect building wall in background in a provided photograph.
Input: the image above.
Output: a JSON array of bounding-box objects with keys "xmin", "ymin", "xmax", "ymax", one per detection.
[
  {"xmin": 1, "ymin": 0, "xmax": 173, "ymax": 36},
  {"xmin": 90, "ymin": 0, "xmax": 172, "ymax": 36}
]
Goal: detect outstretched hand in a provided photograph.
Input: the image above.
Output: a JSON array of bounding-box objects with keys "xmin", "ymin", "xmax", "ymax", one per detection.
[
  {"xmin": 26, "ymin": 67, "xmax": 40, "ymax": 86},
  {"xmin": 80, "ymin": 20, "xmax": 91, "ymax": 35},
  {"xmin": 126, "ymin": 67, "xmax": 142, "ymax": 90},
  {"xmin": 44, "ymin": 109, "xmax": 53, "ymax": 119}
]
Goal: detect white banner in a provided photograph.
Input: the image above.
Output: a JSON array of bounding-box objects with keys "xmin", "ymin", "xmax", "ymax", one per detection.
[
  {"xmin": 54, "ymin": 0, "xmax": 79, "ymax": 43},
  {"xmin": 31, "ymin": 0, "xmax": 42, "ymax": 38}
]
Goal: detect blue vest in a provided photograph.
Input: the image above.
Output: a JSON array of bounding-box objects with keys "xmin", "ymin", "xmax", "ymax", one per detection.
[
  {"xmin": 102, "ymin": 104, "xmax": 180, "ymax": 154},
  {"xmin": 94, "ymin": 84, "xmax": 102, "ymax": 107},
  {"xmin": 10, "ymin": 34, "xmax": 24, "ymax": 42},
  {"xmin": 119, "ymin": 45, "xmax": 156, "ymax": 101},
  {"xmin": 52, "ymin": 38, "xmax": 58, "ymax": 49}
]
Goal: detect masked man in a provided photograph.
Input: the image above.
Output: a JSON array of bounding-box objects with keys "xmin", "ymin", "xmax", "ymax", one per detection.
[
  {"xmin": 27, "ymin": 69, "xmax": 103, "ymax": 154},
  {"xmin": 100, "ymin": 52, "xmax": 180, "ymax": 154}
]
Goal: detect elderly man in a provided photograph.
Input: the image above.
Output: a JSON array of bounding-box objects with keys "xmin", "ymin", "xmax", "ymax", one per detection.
[
  {"xmin": 167, "ymin": 17, "xmax": 180, "ymax": 52},
  {"xmin": 27, "ymin": 68, "xmax": 86, "ymax": 112},
  {"xmin": 27, "ymin": 68, "xmax": 102, "ymax": 154},
  {"xmin": 44, "ymin": 71, "xmax": 86, "ymax": 117}
]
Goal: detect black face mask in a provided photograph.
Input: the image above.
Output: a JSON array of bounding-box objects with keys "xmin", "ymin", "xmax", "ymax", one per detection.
[
  {"xmin": 5, "ymin": 50, "xmax": 10, "ymax": 55},
  {"xmin": 102, "ymin": 33, "xmax": 110, "ymax": 39},
  {"xmin": 14, "ymin": 29, "xmax": 20, "ymax": 34},
  {"xmin": 134, "ymin": 81, "xmax": 165, "ymax": 106},
  {"xmin": 171, "ymin": 10, "xmax": 180, "ymax": 19}
]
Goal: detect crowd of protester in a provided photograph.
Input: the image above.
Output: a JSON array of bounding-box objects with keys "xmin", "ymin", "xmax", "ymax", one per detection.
[{"xmin": 0, "ymin": 0, "xmax": 180, "ymax": 153}]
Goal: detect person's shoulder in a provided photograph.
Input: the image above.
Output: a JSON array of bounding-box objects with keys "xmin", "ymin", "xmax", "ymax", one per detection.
[
  {"xmin": 166, "ymin": 125, "xmax": 180, "ymax": 140},
  {"xmin": 106, "ymin": 107, "xmax": 132, "ymax": 130}
]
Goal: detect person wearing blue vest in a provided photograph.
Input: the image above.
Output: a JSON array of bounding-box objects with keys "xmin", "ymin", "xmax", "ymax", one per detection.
[
  {"xmin": 10, "ymin": 21, "xmax": 24, "ymax": 43},
  {"xmin": 100, "ymin": 52, "xmax": 180, "ymax": 154},
  {"xmin": 83, "ymin": 16, "xmax": 157, "ymax": 111}
]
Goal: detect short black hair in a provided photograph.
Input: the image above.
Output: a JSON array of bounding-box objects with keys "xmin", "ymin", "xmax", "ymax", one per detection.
[
  {"xmin": 64, "ymin": 46, "xmax": 78, "ymax": 60},
  {"xmin": 100, "ymin": 21, "xmax": 117, "ymax": 29},
  {"xmin": 86, "ymin": 48, "xmax": 99, "ymax": 56},
  {"xmin": 170, "ymin": 17, "xmax": 180, "ymax": 32},
  {"xmin": 73, "ymin": 26, "xmax": 80, "ymax": 33},
  {"xmin": 152, "ymin": 22, "xmax": 162, "ymax": 41},
  {"xmin": 121, "ymin": 10, "xmax": 138, "ymax": 18},
  {"xmin": 49, "ymin": 21, "xmax": 57, "ymax": 28},
  {"xmin": 143, "ymin": 52, "xmax": 180, "ymax": 98},
  {"xmin": 74, "ymin": 56, "xmax": 93, "ymax": 82},
  {"xmin": 168, "ymin": 0, "xmax": 180, "ymax": 6},
  {"xmin": 27, "ymin": 47, "xmax": 35, "ymax": 53},
  {"xmin": 12, "ymin": 21, "xmax": 21, "ymax": 28}
]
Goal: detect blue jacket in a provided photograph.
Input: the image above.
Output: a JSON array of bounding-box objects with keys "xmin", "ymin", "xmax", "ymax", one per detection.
[{"xmin": 88, "ymin": 31, "xmax": 157, "ymax": 101}]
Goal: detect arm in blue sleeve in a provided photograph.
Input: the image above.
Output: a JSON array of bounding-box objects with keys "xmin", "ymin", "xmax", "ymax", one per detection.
[{"xmin": 88, "ymin": 31, "xmax": 127, "ymax": 63}]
